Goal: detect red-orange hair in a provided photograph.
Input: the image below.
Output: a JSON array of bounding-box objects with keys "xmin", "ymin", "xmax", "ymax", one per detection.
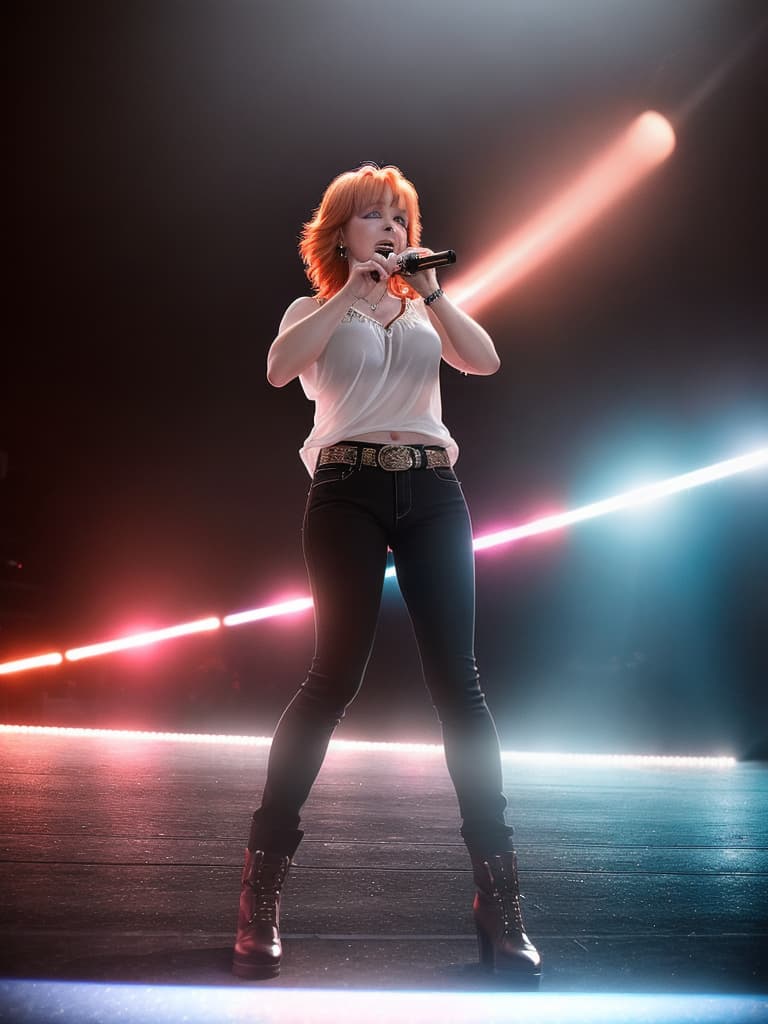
[{"xmin": 299, "ymin": 163, "xmax": 422, "ymax": 303}]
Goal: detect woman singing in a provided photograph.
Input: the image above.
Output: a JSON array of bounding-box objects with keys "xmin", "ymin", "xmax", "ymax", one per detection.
[{"xmin": 232, "ymin": 163, "xmax": 541, "ymax": 980}]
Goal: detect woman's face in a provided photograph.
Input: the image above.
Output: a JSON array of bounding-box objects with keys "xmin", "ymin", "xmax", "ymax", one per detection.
[{"xmin": 341, "ymin": 186, "xmax": 409, "ymax": 264}]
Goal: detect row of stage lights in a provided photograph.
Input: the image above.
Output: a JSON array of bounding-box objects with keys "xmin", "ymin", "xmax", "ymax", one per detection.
[{"xmin": 0, "ymin": 725, "xmax": 736, "ymax": 766}]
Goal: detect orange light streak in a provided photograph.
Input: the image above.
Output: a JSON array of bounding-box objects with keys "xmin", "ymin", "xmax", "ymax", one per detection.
[{"xmin": 451, "ymin": 111, "xmax": 675, "ymax": 314}]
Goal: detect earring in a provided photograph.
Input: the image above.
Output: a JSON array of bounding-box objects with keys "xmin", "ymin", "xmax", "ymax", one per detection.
[{"xmin": 337, "ymin": 241, "xmax": 348, "ymax": 260}]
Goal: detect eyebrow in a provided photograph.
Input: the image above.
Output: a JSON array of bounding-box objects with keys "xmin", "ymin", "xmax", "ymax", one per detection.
[{"xmin": 368, "ymin": 201, "xmax": 408, "ymax": 216}]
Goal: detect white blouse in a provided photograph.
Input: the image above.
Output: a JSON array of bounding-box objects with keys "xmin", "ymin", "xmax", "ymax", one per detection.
[{"xmin": 298, "ymin": 299, "xmax": 460, "ymax": 476}]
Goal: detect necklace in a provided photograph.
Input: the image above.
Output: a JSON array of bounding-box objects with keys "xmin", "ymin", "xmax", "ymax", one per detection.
[{"xmin": 354, "ymin": 285, "xmax": 388, "ymax": 313}]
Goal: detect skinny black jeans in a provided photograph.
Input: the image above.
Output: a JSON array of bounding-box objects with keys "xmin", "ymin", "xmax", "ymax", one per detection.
[{"xmin": 252, "ymin": 442, "xmax": 514, "ymax": 856}]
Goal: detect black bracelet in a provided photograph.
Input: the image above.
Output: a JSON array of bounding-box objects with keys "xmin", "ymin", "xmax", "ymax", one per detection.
[{"xmin": 424, "ymin": 288, "xmax": 444, "ymax": 306}]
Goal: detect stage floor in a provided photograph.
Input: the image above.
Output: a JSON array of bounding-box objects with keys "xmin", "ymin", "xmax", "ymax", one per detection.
[{"xmin": 1, "ymin": 728, "xmax": 766, "ymax": 1021}]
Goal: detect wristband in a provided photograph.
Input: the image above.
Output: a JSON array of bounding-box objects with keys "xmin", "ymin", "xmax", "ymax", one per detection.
[{"xmin": 424, "ymin": 288, "xmax": 444, "ymax": 306}]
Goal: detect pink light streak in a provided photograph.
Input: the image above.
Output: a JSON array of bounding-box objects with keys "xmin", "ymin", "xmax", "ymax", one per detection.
[
  {"xmin": 64, "ymin": 617, "xmax": 221, "ymax": 662},
  {"xmin": 450, "ymin": 111, "xmax": 676, "ymax": 314},
  {"xmin": 0, "ymin": 445, "xmax": 766, "ymax": 677},
  {"xmin": 223, "ymin": 597, "xmax": 314, "ymax": 626},
  {"xmin": 0, "ymin": 652, "xmax": 63, "ymax": 676}
]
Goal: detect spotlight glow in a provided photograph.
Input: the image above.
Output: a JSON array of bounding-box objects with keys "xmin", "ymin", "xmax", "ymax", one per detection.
[
  {"xmin": 0, "ymin": 724, "xmax": 736, "ymax": 766},
  {"xmin": 64, "ymin": 617, "xmax": 221, "ymax": 661},
  {"xmin": 451, "ymin": 111, "xmax": 676, "ymax": 314}
]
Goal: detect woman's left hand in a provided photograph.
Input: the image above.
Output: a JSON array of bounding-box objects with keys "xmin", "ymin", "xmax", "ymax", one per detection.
[{"xmin": 394, "ymin": 247, "xmax": 439, "ymax": 298}]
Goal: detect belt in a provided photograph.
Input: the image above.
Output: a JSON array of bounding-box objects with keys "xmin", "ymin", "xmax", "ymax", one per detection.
[{"xmin": 317, "ymin": 442, "xmax": 451, "ymax": 472}]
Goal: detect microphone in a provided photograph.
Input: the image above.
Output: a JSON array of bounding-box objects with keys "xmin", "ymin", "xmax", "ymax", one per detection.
[
  {"xmin": 397, "ymin": 249, "xmax": 456, "ymax": 275},
  {"xmin": 371, "ymin": 247, "xmax": 457, "ymax": 282}
]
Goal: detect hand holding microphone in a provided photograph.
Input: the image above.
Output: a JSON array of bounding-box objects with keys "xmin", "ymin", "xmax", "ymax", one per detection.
[{"xmin": 371, "ymin": 246, "xmax": 456, "ymax": 283}]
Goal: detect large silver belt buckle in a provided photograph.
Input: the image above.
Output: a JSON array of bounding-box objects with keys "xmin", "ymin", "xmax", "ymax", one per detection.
[{"xmin": 378, "ymin": 445, "xmax": 414, "ymax": 471}]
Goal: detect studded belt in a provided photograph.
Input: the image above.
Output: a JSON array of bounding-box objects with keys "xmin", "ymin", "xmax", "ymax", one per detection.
[{"xmin": 317, "ymin": 442, "xmax": 451, "ymax": 472}]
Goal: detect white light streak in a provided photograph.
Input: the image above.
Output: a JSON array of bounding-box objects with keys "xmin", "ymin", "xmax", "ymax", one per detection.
[
  {"xmin": 472, "ymin": 445, "xmax": 768, "ymax": 552},
  {"xmin": 0, "ymin": 724, "xmax": 736, "ymax": 766}
]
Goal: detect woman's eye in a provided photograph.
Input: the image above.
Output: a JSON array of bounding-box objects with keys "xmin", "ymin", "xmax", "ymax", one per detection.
[
  {"xmin": 395, "ymin": 216, "xmax": 407, "ymax": 227},
  {"xmin": 363, "ymin": 210, "xmax": 381, "ymax": 218}
]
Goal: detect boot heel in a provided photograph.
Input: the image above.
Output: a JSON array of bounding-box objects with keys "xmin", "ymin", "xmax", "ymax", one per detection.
[
  {"xmin": 475, "ymin": 921, "xmax": 494, "ymax": 969},
  {"xmin": 232, "ymin": 955, "xmax": 280, "ymax": 980}
]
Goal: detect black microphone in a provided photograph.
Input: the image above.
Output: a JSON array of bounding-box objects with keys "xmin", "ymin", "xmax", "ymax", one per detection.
[
  {"xmin": 397, "ymin": 249, "xmax": 456, "ymax": 275},
  {"xmin": 371, "ymin": 247, "xmax": 456, "ymax": 282}
]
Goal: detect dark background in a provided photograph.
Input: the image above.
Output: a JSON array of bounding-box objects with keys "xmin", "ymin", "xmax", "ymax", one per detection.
[{"xmin": 3, "ymin": 0, "xmax": 767, "ymax": 755}]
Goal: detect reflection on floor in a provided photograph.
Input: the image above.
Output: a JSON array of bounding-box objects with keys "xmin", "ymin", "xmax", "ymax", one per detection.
[{"xmin": 1, "ymin": 727, "xmax": 766, "ymax": 1022}]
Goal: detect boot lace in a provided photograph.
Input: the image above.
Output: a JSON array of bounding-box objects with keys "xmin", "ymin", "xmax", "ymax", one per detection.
[
  {"xmin": 246, "ymin": 859, "xmax": 287, "ymax": 924},
  {"xmin": 492, "ymin": 863, "xmax": 525, "ymax": 935}
]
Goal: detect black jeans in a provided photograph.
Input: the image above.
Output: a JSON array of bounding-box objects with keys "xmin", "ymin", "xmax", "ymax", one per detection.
[{"xmin": 252, "ymin": 442, "xmax": 514, "ymax": 856}]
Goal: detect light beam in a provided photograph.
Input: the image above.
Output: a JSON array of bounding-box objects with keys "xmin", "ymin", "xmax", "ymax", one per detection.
[
  {"xmin": 469, "ymin": 445, "xmax": 768, "ymax": 554},
  {"xmin": 450, "ymin": 111, "xmax": 675, "ymax": 314},
  {"xmin": 0, "ymin": 652, "xmax": 63, "ymax": 676},
  {"xmin": 1, "ymin": 445, "xmax": 765, "ymax": 677},
  {"xmin": 64, "ymin": 617, "xmax": 221, "ymax": 662},
  {"xmin": 223, "ymin": 597, "xmax": 314, "ymax": 626}
]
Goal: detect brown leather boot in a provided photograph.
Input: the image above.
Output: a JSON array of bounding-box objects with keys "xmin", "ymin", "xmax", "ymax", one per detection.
[
  {"xmin": 232, "ymin": 828, "xmax": 303, "ymax": 979},
  {"xmin": 471, "ymin": 850, "xmax": 542, "ymax": 976}
]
